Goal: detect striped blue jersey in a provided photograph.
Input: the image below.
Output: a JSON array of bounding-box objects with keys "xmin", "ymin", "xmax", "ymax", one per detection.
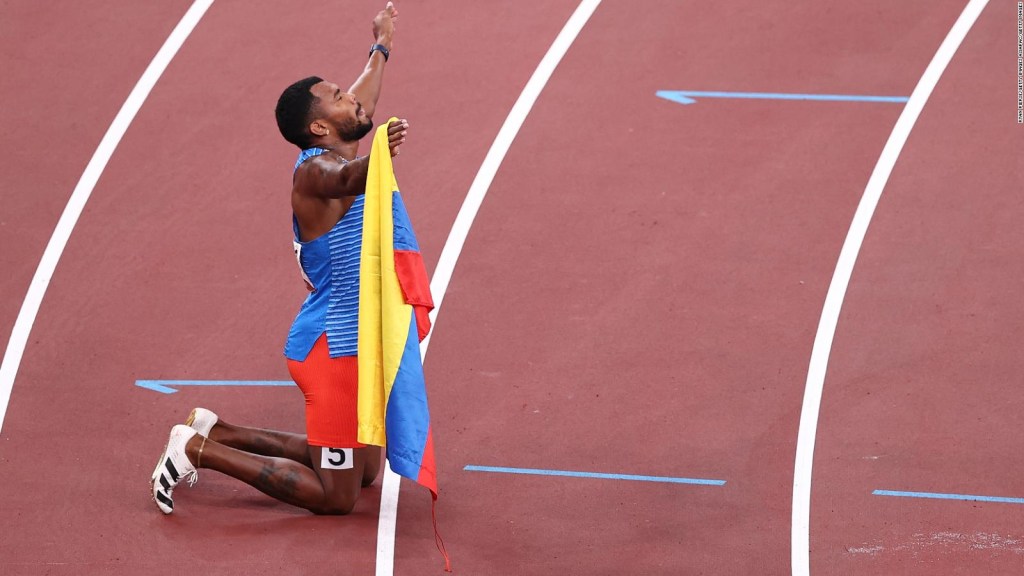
[{"xmin": 285, "ymin": 147, "xmax": 363, "ymax": 360}]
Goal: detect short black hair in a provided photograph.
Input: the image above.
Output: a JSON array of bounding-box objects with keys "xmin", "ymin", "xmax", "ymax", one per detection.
[{"xmin": 275, "ymin": 76, "xmax": 323, "ymax": 149}]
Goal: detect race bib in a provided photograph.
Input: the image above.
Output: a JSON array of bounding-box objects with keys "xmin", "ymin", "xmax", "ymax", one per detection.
[{"xmin": 321, "ymin": 447, "xmax": 354, "ymax": 470}]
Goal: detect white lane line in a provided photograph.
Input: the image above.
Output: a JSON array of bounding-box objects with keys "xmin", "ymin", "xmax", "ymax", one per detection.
[
  {"xmin": 790, "ymin": 1, "xmax": 990, "ymax": 574},
  {"xmin": 374, "ymin": 0, "xmax": 603, "ymax": 573},
  {"xmin": 0, "ymin": 0, "xmax": 215, "ymax": 434}
]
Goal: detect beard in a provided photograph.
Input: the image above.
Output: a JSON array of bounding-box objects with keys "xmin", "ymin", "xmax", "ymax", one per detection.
[{"xmin": 339, "ymin": 116, "xmax": 374, "ymax": 141}]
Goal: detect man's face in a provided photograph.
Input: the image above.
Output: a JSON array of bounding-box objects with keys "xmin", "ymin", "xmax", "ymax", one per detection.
[{"xmin": 309, "ymin": 81, "xmax": 373, "ymax": 141}]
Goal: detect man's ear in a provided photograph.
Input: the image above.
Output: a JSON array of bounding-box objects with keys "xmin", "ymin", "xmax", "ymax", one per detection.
[{"xmin": 309, "ymin": 120, "xmax": 330, "ymax": 137}]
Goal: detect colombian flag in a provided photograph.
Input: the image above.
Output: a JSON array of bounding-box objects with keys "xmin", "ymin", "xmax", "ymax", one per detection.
[{"xmin": 356, "ymin": 119, "xmax": 437, "ymax": 496}]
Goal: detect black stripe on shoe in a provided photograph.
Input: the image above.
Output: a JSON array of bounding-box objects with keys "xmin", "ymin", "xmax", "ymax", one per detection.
[
  {"xmin": 156, "ymin": 491, "xmax": 174, "ymax": 510},
  {"xmin": 165, "ymin": 458, "xmax": 180, "ymax": 482},
  {"xmin": 160, "ymin": 474, "xmax": 171, "ymax": 492}
]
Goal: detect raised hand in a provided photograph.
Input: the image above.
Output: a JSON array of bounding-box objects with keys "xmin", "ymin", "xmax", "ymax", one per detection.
[{"xmin": 373, "ymin": 2, "xmax": 397, "ymax": 45}]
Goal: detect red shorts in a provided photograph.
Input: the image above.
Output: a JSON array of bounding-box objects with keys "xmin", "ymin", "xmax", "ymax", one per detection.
[{"xmin": 286, "ymin": 334, "xmax": 364, "ymax": 448}]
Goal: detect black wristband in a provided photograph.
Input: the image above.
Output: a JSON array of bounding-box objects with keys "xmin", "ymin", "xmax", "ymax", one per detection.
[{"xmin": 369, "ymin": 43, "xmax": 390, "ymax": 62}]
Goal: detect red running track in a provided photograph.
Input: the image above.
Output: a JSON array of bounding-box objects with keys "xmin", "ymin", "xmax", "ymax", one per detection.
[
  {"xmin": 0, "ymin": 1, "xmax": 1016, "ymax": 574},
  {"xmin": 812, "ymin": 3, "xmax": 1024, "ymax": 574}
]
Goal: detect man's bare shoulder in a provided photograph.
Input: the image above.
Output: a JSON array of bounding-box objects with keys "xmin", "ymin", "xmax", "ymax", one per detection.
[{"xmin": 293, "ymin": 153, "xmax": 348, "ymax": 196}]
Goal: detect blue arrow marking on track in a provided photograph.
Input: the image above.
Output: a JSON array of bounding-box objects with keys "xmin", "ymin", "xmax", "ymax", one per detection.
[
  {"xmin": 656, "ymin": 90, "xmax": 909, "ymax": 105},
  {"xmin": 135, "ymin": 380, "xmax": 294, "ymax": 394}
]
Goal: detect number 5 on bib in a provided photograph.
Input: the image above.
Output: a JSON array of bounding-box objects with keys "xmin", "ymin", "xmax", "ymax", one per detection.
[{"xmin": 321, "ymin": 447, "xmax": 354, "ymax": 470}]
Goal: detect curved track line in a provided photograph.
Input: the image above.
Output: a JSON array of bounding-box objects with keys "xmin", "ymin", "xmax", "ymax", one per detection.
[
  {"xmin": 0, "ymin": 0, "xmax": 215, "ymax": 434},
  {"xmin": 789, "ymin": 1, "xmax": 990, "ymax": 574},
  {"xmin": 374, "ymin": 0, "xmax": 603, "ymax": 573}
]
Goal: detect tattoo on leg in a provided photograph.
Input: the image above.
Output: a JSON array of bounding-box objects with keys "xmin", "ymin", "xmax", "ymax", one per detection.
[
  {"xmin": 252, "ymin": 462, "xmax": 305, "ymax": 502},
  {"xmin": 281, "ymin": 469, "xmax": 300, "ymax": 498},
  {"xmin": 254, "ymin": 464, "xmax": 276, "ymax": 494}
]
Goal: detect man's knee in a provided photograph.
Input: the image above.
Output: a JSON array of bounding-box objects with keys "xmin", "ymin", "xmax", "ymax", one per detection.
[
  {"xmin": 309, "ymin": 474, "xmax": 362, "ymax": 515},
  {"xmin": 311, "ymin": 494, "xmax": 357, "ymax": 516}
]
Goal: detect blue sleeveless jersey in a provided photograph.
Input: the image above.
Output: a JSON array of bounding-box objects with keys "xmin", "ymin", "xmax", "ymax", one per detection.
[{"xmin": 285, "ymin": 147, "xmax": 364, "ymax": 361}]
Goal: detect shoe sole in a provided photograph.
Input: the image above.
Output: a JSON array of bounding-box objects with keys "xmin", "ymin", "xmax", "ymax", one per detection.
[
  {"xmin": 151, "ymin": 441, "xmax": 168, "ymax": 484},
  {"xmin": 150, "ymin": 440, "xmax": 173, "ymax": 513}
]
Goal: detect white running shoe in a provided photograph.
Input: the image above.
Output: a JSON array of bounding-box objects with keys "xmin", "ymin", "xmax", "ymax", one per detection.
[
  {"xmin": 151, "ymin": 424, "xmax": 198, "ymax": 514},
  {"xmin": 185, "ymin": 407, "xmax": 218, "ymax": 437}
]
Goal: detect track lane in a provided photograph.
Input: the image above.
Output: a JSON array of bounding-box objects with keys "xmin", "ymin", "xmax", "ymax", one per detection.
[
  {"xmin": 0, "ymin": 0, "xmax": 191, "ymax": 400},
  {"xmin": 0, "ymin": 0, "xmax": 1003, "ymax": 574},
  {"xmin": 811, "ymin": 3, "xmax": 1024, "ymax": 574},
  {"xmin": 0, "ymin": 0, "xmax": 585, "ymax": 573},
  {"xmin": 397, "ymin": 1, "xmax": 965, "ymax": 574}
]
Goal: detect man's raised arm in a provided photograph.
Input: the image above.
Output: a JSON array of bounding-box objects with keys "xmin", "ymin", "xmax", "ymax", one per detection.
[{"xmin": 349, "ymin": 2, "xmax": 397, "ymax": 120}]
